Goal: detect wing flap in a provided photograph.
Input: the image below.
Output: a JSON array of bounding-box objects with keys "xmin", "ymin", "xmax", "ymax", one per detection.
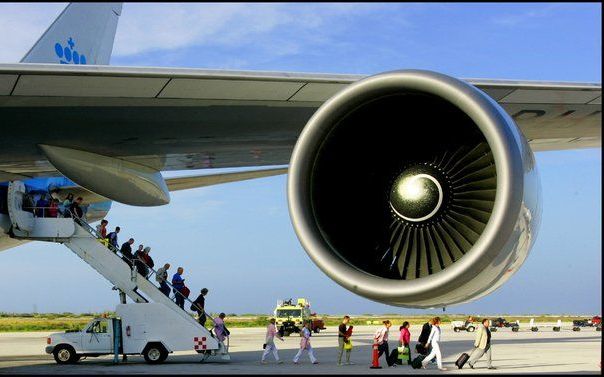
[{"xmin": 165, "ymin": 167, "xmax": 287, "ymax": 192}]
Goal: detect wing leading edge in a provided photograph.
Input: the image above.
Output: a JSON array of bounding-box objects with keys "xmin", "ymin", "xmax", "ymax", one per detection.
[{"xmin": 0, "ymin": 64, "xmax": 600, "ymax": 180}]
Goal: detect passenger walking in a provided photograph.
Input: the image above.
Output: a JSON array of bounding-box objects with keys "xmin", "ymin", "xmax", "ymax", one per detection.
[
  {"xmin": 156, "ymin": 263, "xmax": 171, "ymax": 296},
  {"xmin": 133, "ymin": 244, "xmax": 143, "ymax": 258},
  {"xmin": 172, "ymin": 267, "xmax": 186, "ymax": 309},
  {"xmin": 120, "ymin": 238, "xmax": 135, "ymax": 267},
  {"xmin": 48, "ymin": 198, "xmax": 59, "ymax": 218},
  {"xmin": 417, "ymin": 319, "xmax": 433, "ymax": 355},
  {"xmin": 106, "ymin": 226, "xmax": 120, "ymax": 249},
  {"xmin": 467, "ymin": 318, "xmax": 496, "ymax": 370},
  {"xmin": 374, "ymin": 320, "xmax": 396, "ymax": 367},
  {"xmin": 67, "ymin": 196, "xmax": 84, "ymax": 223},
  {"xmin": 134, "ymin": 245, "xmax": 148, "ymax": 276},
  {"xmin": 261, "ymin": 318, "xmax": 284, "ymax": 364},
  {"xmin": 337, "ymin": 315, "xmax": 353, "ymax": 365},
  {"xmin": 398, "ymin": 321, "xmax": 411, "ymax": 365},
  {"xmin": 293, "ymin": 321, "xmax": 318, "ymax": 365},
  {"xmin": 96, "ymin": 220, "xmax": 108, "ymax": 239},
  {"xmin": 214, "ymin": 313, "xmax": 229, "ymax": 343},
  {"xmin": 142, "ymin": 246, "xmax": 155, "ymax": 274},
  {"xmin": 35, "ymin": 194, "xmax": 49, "ymax": 217},
  {"xmin": 191, "ymin": 288, "xmax": 209, "ymax": 326},
  {"xmin": 62, "ymin": 193, "xmax": 74, "ymax": 208},
  {"xmin": 421, "ymin": 317, "xmax": 446, "ymax": 371}
]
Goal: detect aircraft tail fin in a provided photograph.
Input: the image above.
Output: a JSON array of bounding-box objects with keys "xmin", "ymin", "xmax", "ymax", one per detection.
[{"xmin": 20, "ymin": 3, "xmax": 123, "ymax": 65}]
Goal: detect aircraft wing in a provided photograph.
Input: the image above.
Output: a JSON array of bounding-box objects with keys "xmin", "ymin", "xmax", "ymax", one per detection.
[{"xmin": 0, "ymin": 63, "xmax": 600, "ymax": 181}]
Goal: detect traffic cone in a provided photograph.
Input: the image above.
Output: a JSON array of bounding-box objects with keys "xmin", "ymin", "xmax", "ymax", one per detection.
[{"xmin": 370, "ymin": 342, "xmax": 382, "ymax": 369}]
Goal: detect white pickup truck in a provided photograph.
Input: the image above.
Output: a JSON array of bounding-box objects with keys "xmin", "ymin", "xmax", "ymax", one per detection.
[{"xmin": 45, "ymin": 303, "xmax": 229, "ymax": 364}]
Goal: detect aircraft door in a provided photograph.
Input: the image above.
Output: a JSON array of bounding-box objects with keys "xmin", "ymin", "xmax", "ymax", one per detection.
[{"xmin": 7, "ymin": 181, "xmax": 34, "ymax": 235}]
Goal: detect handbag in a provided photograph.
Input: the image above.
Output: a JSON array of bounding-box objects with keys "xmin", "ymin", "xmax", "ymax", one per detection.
[
  {"xmin": 398, "ymin": 346, "xmax": 410, "ymax": 361},
  {"xmin": 343, "ymin": 340, "xmax": 353, "ymax": 350}
]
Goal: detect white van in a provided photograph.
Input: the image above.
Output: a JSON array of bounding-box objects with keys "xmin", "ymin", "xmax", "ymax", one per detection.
[{"xmin": 45, "ymin": 303, "xmax": 229, "ymax": 364}]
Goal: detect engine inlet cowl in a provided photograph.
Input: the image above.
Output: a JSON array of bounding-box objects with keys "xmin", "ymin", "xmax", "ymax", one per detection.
[{"xmin": 287, "ymin": 70, "xmax": 541, "ymax": 308}]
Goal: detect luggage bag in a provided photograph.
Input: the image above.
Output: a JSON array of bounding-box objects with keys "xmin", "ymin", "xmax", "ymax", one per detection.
[{"xmin": 456, "ymin": 352, "xmax": 470, "ymax": 369}]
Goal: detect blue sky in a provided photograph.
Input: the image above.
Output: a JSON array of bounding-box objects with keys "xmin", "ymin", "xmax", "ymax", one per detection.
[{"xmin": 0, "ymin": 3, "xmax": 600, "ymax": 315}]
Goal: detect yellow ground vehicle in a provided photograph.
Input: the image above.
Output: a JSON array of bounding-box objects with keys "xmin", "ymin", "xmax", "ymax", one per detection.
[{"xmin": 274, "ymin": 298, "xmax": 326, "ymax": 336}]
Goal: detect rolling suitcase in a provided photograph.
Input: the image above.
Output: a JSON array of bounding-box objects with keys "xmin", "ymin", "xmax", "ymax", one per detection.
[
  {"xmin": 456, "ymin": 352, "xmax": 470, "ymax": 369},
  {"xmin": 411, "ymin": 355, "xmax": 425, "ymax": 369},
  {"xmin": 388, "ymin": 348, "xmax": 398, "ymax": 366}
]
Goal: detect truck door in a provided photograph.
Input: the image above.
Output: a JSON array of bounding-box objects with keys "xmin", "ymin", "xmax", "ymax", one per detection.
[{"xmin": 83, "ymin": 318, "xmax": 113, "ymax": 353}]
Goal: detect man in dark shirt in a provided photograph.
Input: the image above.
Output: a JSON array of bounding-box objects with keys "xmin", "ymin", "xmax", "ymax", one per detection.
[
  {"xmin": 120, "ymin": 238, "xmax": 135, "ymax": 267},
  {"xmin": 192, "ymin": 288, "xmax": 209, "ymax": 326},
  {"xmin": 67, "ymin": 197, "xmax": 84, "ymax": 224},
  {"xmin": 337, "ymin": 315, "xmax": 353, "ymax": 365},
  {"xmin": 106, "ymin": 226, "xmax": 120, "ymax": 249},
  {"xmin": 416, "ymin": 320, "xmax": 433, "ymax": 355}
]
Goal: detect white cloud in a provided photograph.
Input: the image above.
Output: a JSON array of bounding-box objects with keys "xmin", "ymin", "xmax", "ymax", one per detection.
[
  {"xmin": 491, "ymin": 4, "xmax": 563, "ymax": 27},
  {"xmin": 0, "ymin": 3, "xmax": 411, "ymax": 65},
  {"xmin": 113, "ymin": 3, "xmax": 404, "ymax": 57},
  {"xmin": 0, "ymin": 3, "xmax": 66, "ymax": 63}
]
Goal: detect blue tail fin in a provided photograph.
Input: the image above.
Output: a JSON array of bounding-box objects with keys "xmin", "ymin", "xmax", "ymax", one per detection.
[{"xmin": 20, "ymin": 3, "xmax": 122, "ymax": 65}]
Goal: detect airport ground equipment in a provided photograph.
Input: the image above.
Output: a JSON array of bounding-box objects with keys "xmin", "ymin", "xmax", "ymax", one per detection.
[
  {"xmin": 274, "ymin": 298, "xmax": 325, "ymax": 336},
  {"xmin": 491, "ymin": 317, "xmax": 516, "ymax": 328},
  {"xmin": 451, "ymin": 320, "xmax": 476, "ymax": 332},
  {"xmin": 5, "ymin": 190, "xmax": 229, "ymax": 363},
  {"xmin": 46, "ymin": 303, "xmax": 227, "ymax": 364},
  {"xmin": 573, "ymin": 316, "xmax": 601, "ymax": 328}
]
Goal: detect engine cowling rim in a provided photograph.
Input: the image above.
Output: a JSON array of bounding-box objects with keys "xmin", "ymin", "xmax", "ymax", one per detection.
[{"xmin": 287, "ymin": 69, "xmax": 525, "ymax": 307}]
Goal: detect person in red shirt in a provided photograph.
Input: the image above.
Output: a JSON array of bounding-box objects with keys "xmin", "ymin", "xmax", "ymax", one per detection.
[
  {"xmin": 96, "ymin": 219, "xmax": 108, "ymax": 239},
  {"xmin": 399, "ymin": 321, "xmax": 411, "ymax": 364},
  {"xmin": 48, "ymin": 198, "xmax": 59, "ymax": 218}
]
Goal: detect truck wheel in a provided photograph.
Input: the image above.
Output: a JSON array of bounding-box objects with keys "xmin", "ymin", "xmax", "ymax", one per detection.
[
  {"xmin": 143, "ymin": 343, "xmax": 168, "ymax": 364},
  {"xmin": 53, "ymin": 345, "xmax": 78, "ymax": 364},
  {"xmin": 467, "ymin": 326, "xmax": 475, "ymax": 332},
  {"xmin": 453, "ymin": 327, "xmax": 460, "ymax": 332},
  {"xmin": 314, "ymin": 328, "xmax": 320, "ymax": 334}
]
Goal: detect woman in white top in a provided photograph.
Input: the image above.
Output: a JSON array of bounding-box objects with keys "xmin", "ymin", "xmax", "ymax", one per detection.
[{"xmin": 421, "ymin": 317, "xmax": 447, "ymax": 371}]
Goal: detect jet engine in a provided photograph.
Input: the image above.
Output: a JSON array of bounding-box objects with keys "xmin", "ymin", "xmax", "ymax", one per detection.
[{"xmin": 287, "ymin": 70, "xmax": 541, "ymax": 308}]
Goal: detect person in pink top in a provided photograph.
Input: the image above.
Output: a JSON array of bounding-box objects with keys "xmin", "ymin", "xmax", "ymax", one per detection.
[
  {"xmin": 398, "ymin": 321, "xmax": 411, "ymax": 365},
  {"xmin": 213, "ymin": 313, "xmax": 228, "ymax": 342},
  {"xmin": 261, "ymin": 318, "xmax": 284, "ymax": 364}
]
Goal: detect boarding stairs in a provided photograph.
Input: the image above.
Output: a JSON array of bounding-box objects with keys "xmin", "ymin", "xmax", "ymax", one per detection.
[{"xmin": 6, "ymin": 181, "xmax": 229, "ymax": 359}]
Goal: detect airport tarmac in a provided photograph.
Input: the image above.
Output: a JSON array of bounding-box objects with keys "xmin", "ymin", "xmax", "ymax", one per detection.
[{"xmin": 0, "ymin": 325, "xmax": 600, "ymax": 374}]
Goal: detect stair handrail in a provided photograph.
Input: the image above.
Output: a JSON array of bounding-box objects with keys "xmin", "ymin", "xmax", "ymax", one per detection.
[{"xmin": 64, "ymin": 210, "xmax": 217, "ymax": 326}]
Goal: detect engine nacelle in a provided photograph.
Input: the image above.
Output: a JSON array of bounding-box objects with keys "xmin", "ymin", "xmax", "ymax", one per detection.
[{"xmin": 287, "ymin": 70, "xmax": 541, "ymax": 308}]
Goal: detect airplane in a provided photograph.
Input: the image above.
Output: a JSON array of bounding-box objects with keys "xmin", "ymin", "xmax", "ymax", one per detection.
[{"xmin": 0, "ymin": 3, "xmax": 600, "ymax": 309}]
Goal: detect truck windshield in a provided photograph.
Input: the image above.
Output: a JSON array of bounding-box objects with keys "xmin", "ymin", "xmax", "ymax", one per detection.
[
  {"xmin": 86, "ymin": 320, "xmax": 109, "ymax": 333},
  {"xmin": 277, "ymin": 309, "xmax": 302, "ymax": 317}
]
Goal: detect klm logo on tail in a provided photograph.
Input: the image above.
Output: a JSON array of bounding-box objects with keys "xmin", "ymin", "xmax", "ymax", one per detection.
[{"xmin": 54, "ymin": 37, "xmax": 87, "ymax": 65}]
